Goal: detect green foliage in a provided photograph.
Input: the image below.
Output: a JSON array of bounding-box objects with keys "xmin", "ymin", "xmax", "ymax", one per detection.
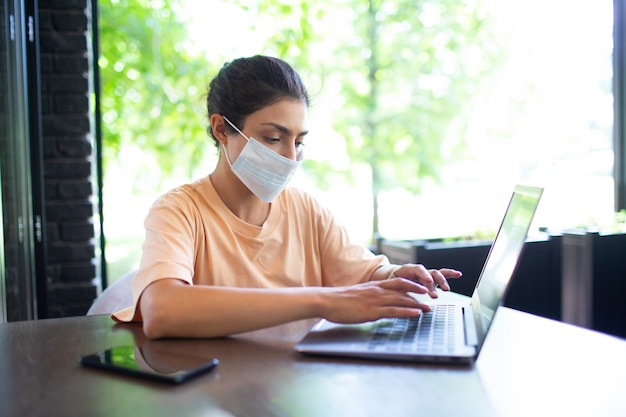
[
  {"xmin": 332, "ymin": 0, "xmax": 499, "ymax": 191},
  {"xmin": 98, "ymin": 0, "xmax": 215, "ymax": 188}
]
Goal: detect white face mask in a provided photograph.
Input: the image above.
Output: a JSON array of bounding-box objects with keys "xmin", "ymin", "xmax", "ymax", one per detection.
[{"xmin": 222, "ymin": 116, "xmax": 303, "ymax": 202}]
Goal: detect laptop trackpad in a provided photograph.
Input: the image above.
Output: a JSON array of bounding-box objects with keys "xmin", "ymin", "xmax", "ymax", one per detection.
[{"xmin": 299, "ymin": 320, "xmax": 384, "ymax": 347}]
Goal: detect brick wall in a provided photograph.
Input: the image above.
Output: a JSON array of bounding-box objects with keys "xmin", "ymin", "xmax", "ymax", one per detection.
[{"xmin": 38, "ymin": 0, "xmax": 98, "ymax": 317}]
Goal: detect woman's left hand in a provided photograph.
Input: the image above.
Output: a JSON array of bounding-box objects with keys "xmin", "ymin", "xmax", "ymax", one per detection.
[{"xmin": 389, "ymin": 264, "xmax": 462, "ymax": 298}]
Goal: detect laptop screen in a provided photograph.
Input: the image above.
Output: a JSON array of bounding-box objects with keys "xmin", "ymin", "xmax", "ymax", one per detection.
[{"xmin": 470, "ymin": 185, "xmax": 543, "ymax": 344}]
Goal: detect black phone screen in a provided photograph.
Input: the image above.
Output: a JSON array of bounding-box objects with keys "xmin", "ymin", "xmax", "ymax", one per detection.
[{"xmin": 80, "ymin": 345, "xmax": 219, "ymax": 384}]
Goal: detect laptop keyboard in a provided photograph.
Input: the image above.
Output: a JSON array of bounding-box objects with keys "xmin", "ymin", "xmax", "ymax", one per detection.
[{"xmin": 368, "ymin": 304, "xmax": 457, "ymax": 353}]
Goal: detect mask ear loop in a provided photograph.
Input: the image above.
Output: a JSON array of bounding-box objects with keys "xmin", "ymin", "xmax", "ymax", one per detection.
[
  {"xmin": 223, "ymin": 116, "xmax": 250, "ymax": 141},
  {"xmin": 221, "ymin": 143, "xmax": 234, "ymax": 168},
  {"xmin": 221, "ymin": 116, "xmax": 250, "ymax": 168}
]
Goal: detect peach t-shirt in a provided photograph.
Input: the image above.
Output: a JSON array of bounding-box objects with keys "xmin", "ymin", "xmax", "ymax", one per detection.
[{"xmin": 112, "ymin": 175, "xmax": 388, "ymax": 322}]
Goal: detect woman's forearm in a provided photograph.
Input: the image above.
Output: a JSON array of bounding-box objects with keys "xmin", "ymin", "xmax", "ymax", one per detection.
[{"xmin": 140, "ymin": 279, "xmax": 325, "ymax": 339}]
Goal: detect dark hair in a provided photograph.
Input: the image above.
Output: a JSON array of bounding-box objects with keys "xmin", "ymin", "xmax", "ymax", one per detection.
[{"xmin": 207, "ymin": 55, "xmax": 310, "ymax": 146}]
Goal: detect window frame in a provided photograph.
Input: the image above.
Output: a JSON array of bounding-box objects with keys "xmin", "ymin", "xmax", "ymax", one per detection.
[{"xmin": 614, "ymin": 0, "xmax": 626, "ymax": 211}]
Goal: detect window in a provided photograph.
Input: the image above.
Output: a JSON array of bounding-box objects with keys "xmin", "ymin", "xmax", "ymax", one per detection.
[
  {"xmin": 100, "ymin": 0, "xmax": 618, "ymax": 280},
  {"xmin": 373, "ymin": 0, "xmax": 615, "ymax": 241}
]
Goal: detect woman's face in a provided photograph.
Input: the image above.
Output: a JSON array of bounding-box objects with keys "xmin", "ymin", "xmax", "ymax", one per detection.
[{"xmin": 229, "ymin": 99, "xmax": 309, "ymax": 161}]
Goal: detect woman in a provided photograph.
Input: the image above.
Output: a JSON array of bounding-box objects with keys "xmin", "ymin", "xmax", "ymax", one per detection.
[{"xmin": 113, "ymin": 55, "xmax": 462, "ymax": 338}]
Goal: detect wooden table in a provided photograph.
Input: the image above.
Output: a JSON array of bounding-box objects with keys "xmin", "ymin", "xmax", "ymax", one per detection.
[{"xmin": 1, "ymin": 305, "xmax": 625, "ymax": 417}]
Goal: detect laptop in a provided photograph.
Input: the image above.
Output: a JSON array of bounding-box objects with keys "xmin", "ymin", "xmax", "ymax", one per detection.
[{"xmin": 295, "ymin": 184, "xmax": 544, "ymax": 365}]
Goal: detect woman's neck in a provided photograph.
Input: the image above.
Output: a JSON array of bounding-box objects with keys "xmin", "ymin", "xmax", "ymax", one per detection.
[{"xmin": 209, "ymin": 168, "xmax": 270, "ymax": 227}]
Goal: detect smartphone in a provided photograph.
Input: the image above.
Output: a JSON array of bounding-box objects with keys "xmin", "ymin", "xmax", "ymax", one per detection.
[{"xmin": 80, "ymin": 345, "xmax": 219, "ymax": 384}]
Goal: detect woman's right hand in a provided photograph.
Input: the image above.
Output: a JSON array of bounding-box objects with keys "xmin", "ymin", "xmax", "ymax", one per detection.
[{"xmin": 318, "ymin": 278, "xmax": 433, "ymax": 324}]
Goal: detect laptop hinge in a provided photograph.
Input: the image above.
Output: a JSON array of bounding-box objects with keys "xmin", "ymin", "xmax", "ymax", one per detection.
[{"xmin": 463, "ymin": 307, "xmax": 479, "ymax": 347}]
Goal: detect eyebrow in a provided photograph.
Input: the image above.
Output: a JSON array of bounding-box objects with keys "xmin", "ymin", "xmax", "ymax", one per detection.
[{"xmin": 261, "ymin": 122, "xmax": 309, "ymax": 138}]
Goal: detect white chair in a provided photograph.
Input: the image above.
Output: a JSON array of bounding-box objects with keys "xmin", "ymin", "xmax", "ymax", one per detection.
[{"xmin": 87, "ymin": 270, "xmax": 135, "ymax": 315}]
